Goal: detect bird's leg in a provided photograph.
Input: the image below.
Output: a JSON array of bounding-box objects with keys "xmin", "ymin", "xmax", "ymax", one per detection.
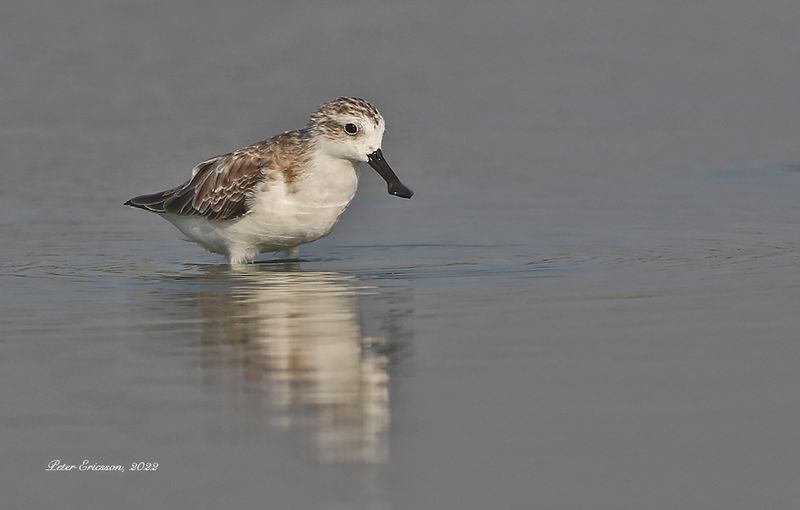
[
  {"xmin": 227, "ymin": 245, "xmax": 254, "ymax": 265},
  {"xmin": 282, "ymin": 247, "xmax": 300, "ymax": 260}
]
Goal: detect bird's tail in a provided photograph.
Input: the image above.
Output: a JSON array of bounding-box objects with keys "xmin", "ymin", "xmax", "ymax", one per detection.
[{"xmin": 124, "ymin": 190, "xmax": 172, "ymax": 213}]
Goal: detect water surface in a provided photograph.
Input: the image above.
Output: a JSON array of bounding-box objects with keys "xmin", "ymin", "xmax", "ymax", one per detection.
[{"xmin": 3, "ymin": 2, "xmax": 800, "ymax": 509}]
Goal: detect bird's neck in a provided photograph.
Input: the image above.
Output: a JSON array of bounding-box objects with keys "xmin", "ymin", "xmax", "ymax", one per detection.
[{"xmin": 294, "ymin": 149, "xmax": 359, "ymax": 207}]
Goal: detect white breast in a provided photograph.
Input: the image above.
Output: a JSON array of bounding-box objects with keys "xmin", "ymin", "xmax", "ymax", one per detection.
[{"xmin": 239, "ymin": 154, "xmax": 359, "ymax": 249}]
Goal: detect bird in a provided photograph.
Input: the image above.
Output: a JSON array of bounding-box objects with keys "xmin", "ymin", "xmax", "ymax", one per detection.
[{"xmin": 124, "ymin": 97, "xmax": 413, "ymax": 264}]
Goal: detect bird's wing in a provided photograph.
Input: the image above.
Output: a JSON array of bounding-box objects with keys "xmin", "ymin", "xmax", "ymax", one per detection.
[{"xmin": 125, "ymin": 147, "xmax": 269, "ymax": 221}]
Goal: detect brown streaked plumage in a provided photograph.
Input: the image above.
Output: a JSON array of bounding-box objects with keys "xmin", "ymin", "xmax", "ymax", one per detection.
[
  {"xmin": 125, "ymin": 130, "xmax": 313, "ymax": 221},
  {"xmin": 307, "ymin": 96, "xmax": 384, "ymax": 139}
]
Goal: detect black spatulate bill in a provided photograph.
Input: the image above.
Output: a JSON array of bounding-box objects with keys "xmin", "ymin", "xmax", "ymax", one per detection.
[{"xmin": 367, "ymin": 149, "xmax": 413, "ymax": 199}]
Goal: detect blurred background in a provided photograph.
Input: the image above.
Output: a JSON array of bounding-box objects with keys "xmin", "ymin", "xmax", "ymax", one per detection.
[{"xmin": 2, "ymin": 1, "xmax": 800, "ymax": 509}]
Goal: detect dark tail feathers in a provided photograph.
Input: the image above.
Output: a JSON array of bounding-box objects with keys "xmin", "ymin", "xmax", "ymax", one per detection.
[{"xmin": 124, "ymin": 191, "xmax": 170, "ymax": 213}]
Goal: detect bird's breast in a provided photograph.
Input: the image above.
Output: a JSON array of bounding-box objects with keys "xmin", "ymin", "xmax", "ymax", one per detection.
[{"xmin": 246, "ymin": 158, "xmax": 358, "ymax": 244}]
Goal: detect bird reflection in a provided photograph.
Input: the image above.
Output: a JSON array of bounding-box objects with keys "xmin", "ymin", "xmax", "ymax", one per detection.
[{"xmin": 193, "ymin": 263, "xmax": 401, "ymax": 464}]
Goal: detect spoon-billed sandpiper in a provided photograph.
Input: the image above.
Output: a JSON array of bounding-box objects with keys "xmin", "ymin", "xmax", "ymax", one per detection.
[{"xmin": 125, "ymin": 97, "xmax": 413, "ymax": 264}]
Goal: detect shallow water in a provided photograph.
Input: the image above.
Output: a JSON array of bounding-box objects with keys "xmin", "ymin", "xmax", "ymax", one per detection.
[{"xmin": 3, "ymin": 1, "xmax": 800, "ymax": 509}]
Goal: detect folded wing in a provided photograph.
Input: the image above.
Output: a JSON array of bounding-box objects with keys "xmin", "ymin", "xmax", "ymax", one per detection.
[{"xmin": 125, "ymin": 147, "xmax": 268, "ymax": 221}]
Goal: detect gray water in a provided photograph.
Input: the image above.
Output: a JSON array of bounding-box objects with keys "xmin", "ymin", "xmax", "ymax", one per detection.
[{"xmin": 3, "ymin": 1, "xmax": 800, "ymax": 508}]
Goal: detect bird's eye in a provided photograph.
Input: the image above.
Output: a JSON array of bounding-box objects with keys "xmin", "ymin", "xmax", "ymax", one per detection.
[{"xmin": 344, "ymin": 123, "xmax": 359, "ymax": 135}]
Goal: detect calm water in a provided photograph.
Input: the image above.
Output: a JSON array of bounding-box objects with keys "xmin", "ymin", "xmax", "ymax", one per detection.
[{"xmin": 3, "ymin": 2, "xmax": 800, "ymax": 509}]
